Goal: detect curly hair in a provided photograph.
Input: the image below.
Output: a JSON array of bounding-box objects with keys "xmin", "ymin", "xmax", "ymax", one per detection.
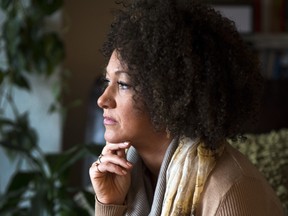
[{"xmin": 102, "ymin": 0, "xmax": 263, "ymax": 149}]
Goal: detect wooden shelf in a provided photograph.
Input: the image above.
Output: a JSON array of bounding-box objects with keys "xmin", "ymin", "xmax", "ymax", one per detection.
[{"xmin": 243, "ymin": 34, "xmax": 288, "ymax": 49}]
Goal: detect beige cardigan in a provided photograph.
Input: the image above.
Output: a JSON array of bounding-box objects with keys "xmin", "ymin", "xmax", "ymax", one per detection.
[{"xmin": 95, "ymin": 140, "xmax": 284, "ymax": 216}]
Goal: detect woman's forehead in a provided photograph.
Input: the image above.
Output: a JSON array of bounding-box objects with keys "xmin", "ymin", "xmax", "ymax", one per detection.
[{"xmin": 106, "ymin": 51, "xmax": 129, "ymax": 74}]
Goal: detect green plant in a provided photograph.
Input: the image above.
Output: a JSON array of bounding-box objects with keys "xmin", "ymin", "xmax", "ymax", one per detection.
[
  {"xmin": 0, "ymin": 112, "xmax": 103, "ymax": 215},
  {"xmin": 231, "ymin": 129, "xmax": 288, "ymax": 213},
  {"xmin": 0, "ymin": 0, "xmax": 101, "ymax": 215},
  {"xmin": 0, "ymin": 0, "xmax": 64, "ymax": 88}
]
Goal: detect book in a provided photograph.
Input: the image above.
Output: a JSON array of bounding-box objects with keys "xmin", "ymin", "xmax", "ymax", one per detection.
[{"xmin": 253, "ymin": 0, "xmax": 261, "ymax": 32}]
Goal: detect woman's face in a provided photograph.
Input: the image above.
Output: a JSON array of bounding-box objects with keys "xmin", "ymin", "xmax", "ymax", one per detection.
[{"xmin": 97, "ymin": 51, "xmax": 155, "ymax": 144}]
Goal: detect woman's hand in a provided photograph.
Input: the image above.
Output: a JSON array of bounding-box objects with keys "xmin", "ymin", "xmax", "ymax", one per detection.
[{"xmin": 89, "ymin": 141, "xmax": 133, "ymax": 205}]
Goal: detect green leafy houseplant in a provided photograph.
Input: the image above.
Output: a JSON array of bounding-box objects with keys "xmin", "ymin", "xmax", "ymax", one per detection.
[
  {"xmin": 0, "ymin": 113, "xmax": 102, "ymax": 215},
  {"xmin": 0, "ymin": 0, "xmax": 101, "ymax": 215},
  {"xmin": 0, "ymin": 0, "xmax": 65, "ymax": 89}
]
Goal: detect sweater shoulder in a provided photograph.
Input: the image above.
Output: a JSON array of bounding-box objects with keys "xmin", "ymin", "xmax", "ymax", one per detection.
[{"xmin": 197, "ymin": 144, "xmax": 284, "ymax": 215}]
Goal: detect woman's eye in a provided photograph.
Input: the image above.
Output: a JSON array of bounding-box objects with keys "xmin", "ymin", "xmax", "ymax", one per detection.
[
  {"xmin": 117, "ymin": 81, "xmax": 130, "ymax": 90},
  {"xmin": 101, "ymin": 78, "xmax": 110, "ymax": 90},
  {"xmin": 101, "ymin": 77, "xmax": 131, "ymax": 90}
]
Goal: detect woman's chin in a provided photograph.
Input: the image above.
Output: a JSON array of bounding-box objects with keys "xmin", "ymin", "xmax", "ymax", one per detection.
[{"xmin": 104, "ymin": 132, "xmax": 125, "ymax": 144}]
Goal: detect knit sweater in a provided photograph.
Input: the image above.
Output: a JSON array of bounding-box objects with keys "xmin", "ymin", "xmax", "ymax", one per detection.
[{"xmin": 94, "ymin": 140, "xmax": 284, "ymax": 216}]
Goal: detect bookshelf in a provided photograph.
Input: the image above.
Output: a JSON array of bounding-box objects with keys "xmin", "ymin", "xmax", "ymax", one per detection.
[
  {"xmin": 209, "ymin": 0, "xmax": 288, "ymax": 133},
  {"xmin": 245, "ymin": 34, "xmax": 288, "ymax": 133},
  {"xmin": 244, "ymin": 34, "xmax": 288, "ymax": 80},
  {"xmin": 243, "ymin": 32, "xmax": 288, "ymax": 133},
  {"xmin": 206, "ymin": 0, "xmax": 288, "ymax": 33},
  {"xmin": 244, "ymin": 34, "xmax": 288, "ymax": 50}
]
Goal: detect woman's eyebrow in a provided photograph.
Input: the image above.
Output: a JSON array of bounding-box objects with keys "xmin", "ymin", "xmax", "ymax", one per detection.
[
  {"xmin": 115, "ymin": 70, "xmax": 128, "ymax": 74},
  {"xmin": 105, "ymin": 68, "xmax": 129, "ymax": 76}
]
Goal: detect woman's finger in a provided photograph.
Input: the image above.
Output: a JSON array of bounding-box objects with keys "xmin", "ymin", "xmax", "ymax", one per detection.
[
  {"xmin": 102, "ymin": 142, "xmax": 130, "ymax": 155},
  {"xmin": 90, "ymin": 160, "xmax": 131, "ymax": 176},
  {"xmin": 116, "ymin": 142, "xmax": 130, "ymax": 158},
  {"xmin": 97, "ymin": 153, "xmax": 132, "ymax": 169}
]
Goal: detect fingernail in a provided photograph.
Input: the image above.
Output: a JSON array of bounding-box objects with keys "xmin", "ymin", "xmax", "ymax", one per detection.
[
  {"xmin": 122, "ymin": 169, "xmax": 127, "ymax": 175},
  {"xmin": 124, "ymin": 142, "xmax": 129, "ymax": 145},
  {"xmin": 126, "ymin": 162, "xmax": 132, "ymax": 167}
]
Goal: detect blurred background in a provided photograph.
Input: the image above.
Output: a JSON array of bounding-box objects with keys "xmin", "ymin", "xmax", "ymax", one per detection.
[{"xmin": 0, "ymin": 0, "xmax": 287, "ymax": 215}]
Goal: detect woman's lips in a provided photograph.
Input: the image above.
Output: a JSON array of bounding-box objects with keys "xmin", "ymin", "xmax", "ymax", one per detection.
[{"xmin": 103, "ymin": 116, "xmax": 117, "ymax": 125}]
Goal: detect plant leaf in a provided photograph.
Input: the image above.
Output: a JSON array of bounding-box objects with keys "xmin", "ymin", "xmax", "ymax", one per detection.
[
  {"xmin": 0, "ymin": 113, "xmax": 37, "ymax": 151},
  {"xmin": 46, "ymin": 145, "xmax": 88, "ymax": 179},
  {"xmin": 11, "ymin": 73, "xmax": 30, "ymax": 90},
  {"xmin": 6, "ymin": 171, "xmax": 38, "ymax": 192},
  {"xmin": 75, "ymin": 189, "xmax": 95, "ymax": 211},
  {"xmin": 33, "ymin": 33, "xmax": 64, "ymax": 75},
  {"xmin": 0, "ymin": 172, "xmax": 38, "ymax": 214},
  {"xmin": 0, "ymin": 190, "xmax": 27, "ymax": 215},
  {"xmin": 0, "ymin": 118, "xmax": 15, "ymax": 127},
  {"xmin": 85, "ymin": 143, "xmax": 105, "ymax": 156},
  {"xmin": 32, "ymin": 0, "xmax": 64, "ymax": 15},
  {"xmin": 3, "ymin": 17, "xmax": 21, "ymax": 60},
  {"xmin": 0, "ymin": 0, "xmax": 12, "ymax": 10},
  {"xmin": 0, "ymin": 71, "xmax": 5, "ymax": 85}
]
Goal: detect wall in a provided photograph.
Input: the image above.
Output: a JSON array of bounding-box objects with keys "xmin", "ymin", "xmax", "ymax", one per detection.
[{"xmin": 62, "ymin": 0, "xmax": 117, "ymax": 186}]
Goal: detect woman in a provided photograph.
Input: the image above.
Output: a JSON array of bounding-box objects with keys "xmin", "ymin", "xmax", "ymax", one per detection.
[{"xmin": 89, "ymin": 0, "xmax": 284, "ymax": 215}]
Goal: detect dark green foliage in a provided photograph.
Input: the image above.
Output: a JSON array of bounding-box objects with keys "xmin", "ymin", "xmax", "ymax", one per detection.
[
  {"xmin": 0, "ymin": 0, "xmax": 64, "ymax": 90},
  {"xmin": 0, "ymin": 138, "xmax": 102, "ymax": 216},
  {"xmin": 0, "ymin": 105, "xmax": 103, "ymax": 215}
]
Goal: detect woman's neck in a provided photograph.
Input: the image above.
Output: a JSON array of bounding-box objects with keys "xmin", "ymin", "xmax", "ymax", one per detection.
[{"xmin": 134, "ymin": 133, "xmax": 173, "ymax": 177}]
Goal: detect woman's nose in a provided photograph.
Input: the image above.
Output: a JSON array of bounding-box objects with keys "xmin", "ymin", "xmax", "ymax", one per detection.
[{"xmin": 97, "ymin": 88, "xmax": 116, "ymax": 109}]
